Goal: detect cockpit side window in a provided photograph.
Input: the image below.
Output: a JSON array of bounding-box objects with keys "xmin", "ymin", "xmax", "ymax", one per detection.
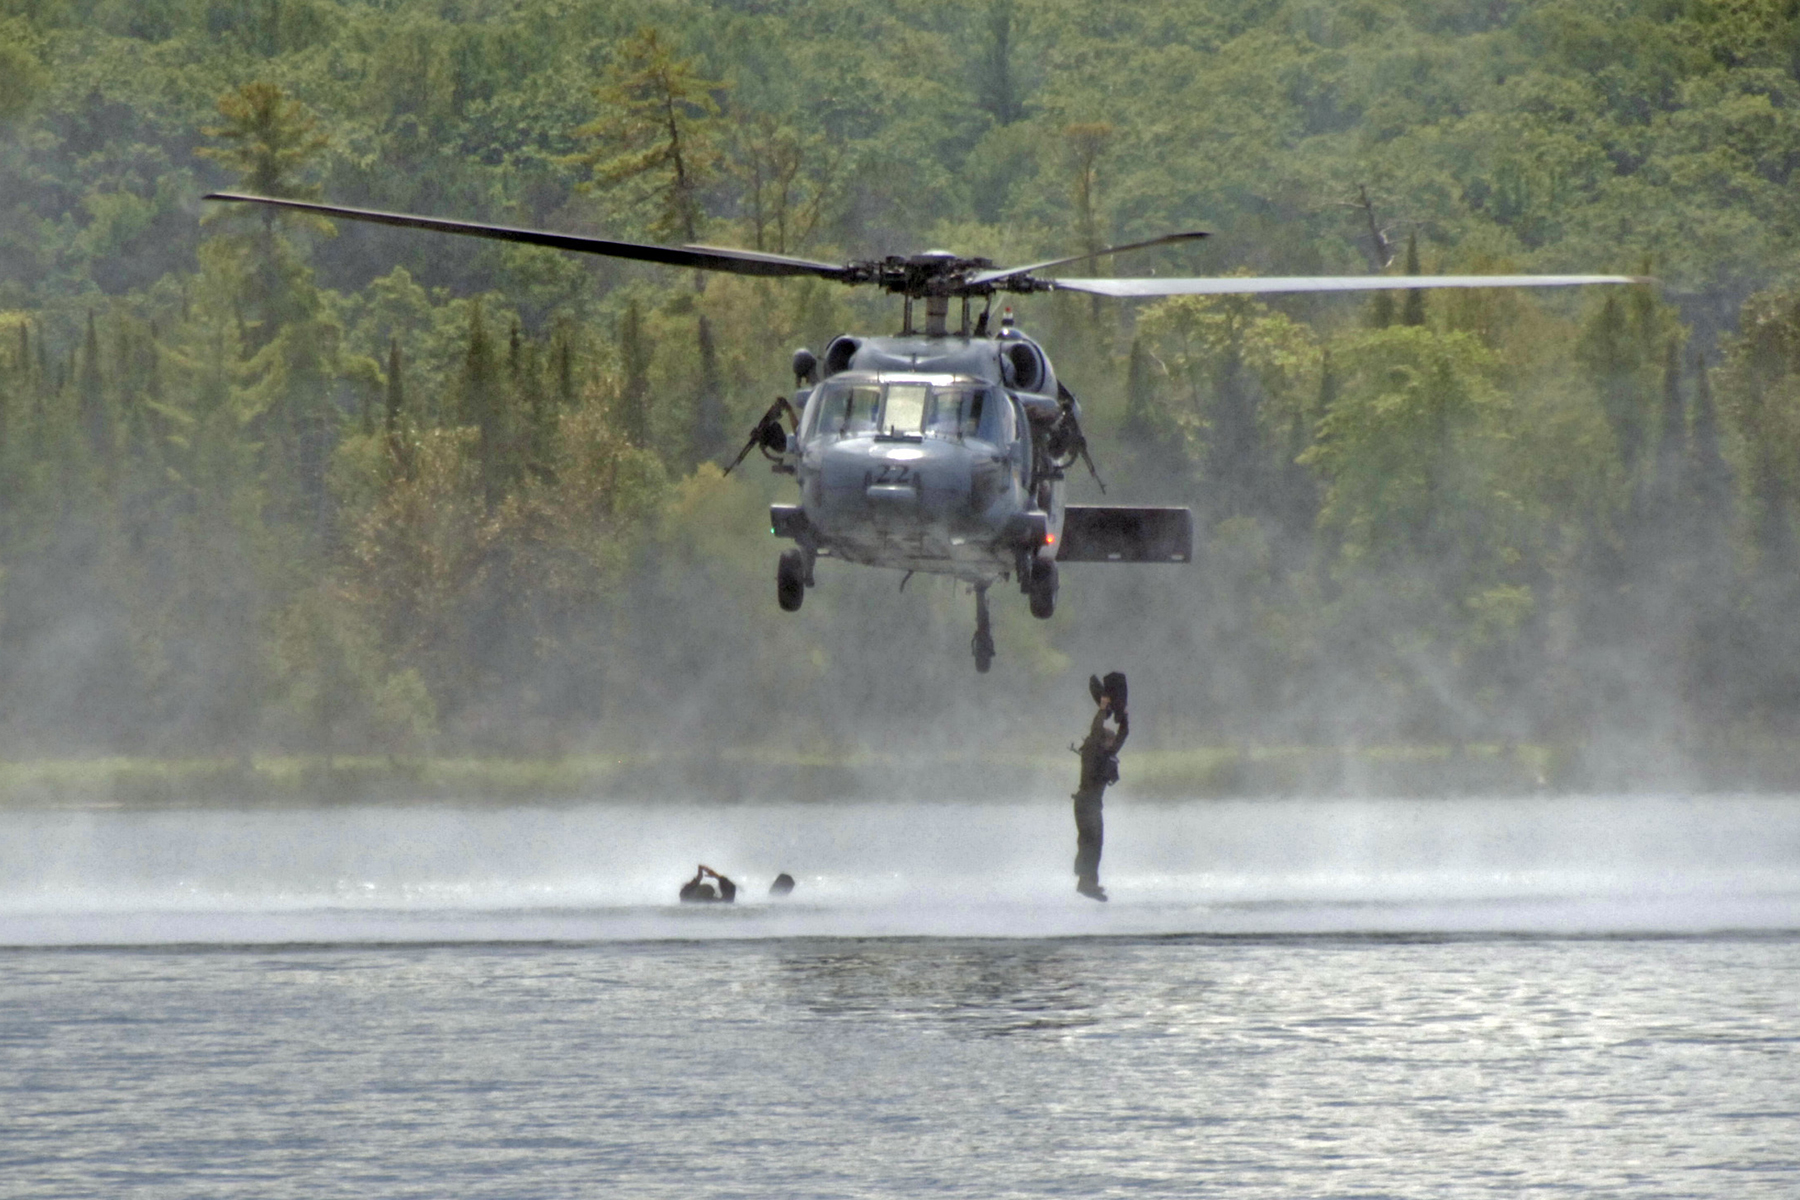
[
  {"xmin": 925, "ymin": 386, "xmax": 991, "ymax": 439},
  {"xmin": 982, "ymin": 390, "xmax": 1017, "ymax": 445},
  {"xmin": 807, "ymin": 383, "xmax": 881, "ymax": 439}
]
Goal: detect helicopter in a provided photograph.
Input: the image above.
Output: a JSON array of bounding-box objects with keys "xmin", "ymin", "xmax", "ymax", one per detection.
[{"xmin": 205, "ymin": 192, "xmax": 1643, "ymax": 671}]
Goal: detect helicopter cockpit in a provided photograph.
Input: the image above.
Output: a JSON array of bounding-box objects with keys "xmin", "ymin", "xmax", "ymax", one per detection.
[{"xmin": 801, "ymin": 374, "xmax": 1015, "ymax": 446}]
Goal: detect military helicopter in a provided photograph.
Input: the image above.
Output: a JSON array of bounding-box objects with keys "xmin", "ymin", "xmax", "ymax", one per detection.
[{"xmin": 206, "ymin": 192, "xmax": 1642, "ymax": 671}]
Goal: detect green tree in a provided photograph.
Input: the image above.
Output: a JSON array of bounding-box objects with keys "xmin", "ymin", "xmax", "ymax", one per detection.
[
  {"xmin": 1576, "ymin": 284, "xmax": 1673, "ymax": 481},
  {"xmin": 975, "ymin": 0, "xmax": 1026, "ymax": 126},
  {"xmin": 616, "ymin": 300, "xmax": 652, "ymax": 449},
  {"xmin": 1119, "ymin": 334, "xmax": 1185, "ymax": 487},
  {"xmin": 197, "ymin": 83, "xmax": 332, "ymax": 348},
  {"xmin": 1688, "ymin": 352, "xmax": 1734, "ymax": 557},
  {"xmin": 690, "ymin": 313, "xmax": 726, "ymax": 468},
  {"xmin": 567, "ymin": 28, "xmax": 724, "ymax": 245},
  {"xmin": 1647, "ymin": 338, "xmax": 1688, "ymax": 534},
  {"xmin": 0, "ymin": 16, "xmax": 49, "ymax": 124},
  {"xmin": 76, "ymin": 310, "xmax": 108, "ymax": 468},
  {"xmin": 384, "ymin": 337, "xmax": 409, "ymax": 477},
  {"xmin": 1717, "ymin": 289, "xmax": 1800, "ymax": 576},
  {"xmin": 1138, "ymin": 293, "xmax": 1318, "ymax": 526},
  {"xmin": 730, "ymin": 113, "xmax": 838, "ymax": 255},
  {"xmin": 1302, "ymin": 327, "xmax": 1512, "ymax": 570},
  {"xmin": 1064, "ymin": 121, "xmax": 1113, "ymax": 322},
  {"xmin": 1400, "ymin": 233, "xmax": 1427, "ymax": 329},
  {"xmin": 198, "ymin": 80, "xmax": 329, "ymax": 208},
  {"xmin": 459, "ymin": 301, "xmax": 508, "ymax": 510}
]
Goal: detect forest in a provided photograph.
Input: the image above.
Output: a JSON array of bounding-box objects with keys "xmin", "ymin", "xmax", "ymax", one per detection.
[{"xmin": 7, "ymin": 0, "xmax": 1800, "ymax": 784}]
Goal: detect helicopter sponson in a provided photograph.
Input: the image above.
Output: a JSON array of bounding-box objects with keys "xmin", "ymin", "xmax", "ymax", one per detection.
[{"xmin": 759, "ymin": 326, "xmax": 1192, "ymax": 672}]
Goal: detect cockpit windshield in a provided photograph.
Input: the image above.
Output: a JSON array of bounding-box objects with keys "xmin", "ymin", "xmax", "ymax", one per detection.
[
  {"xmin": 882, "ymin": 384, "xmax": 928, "ymax": 434},
  {"xmin": 804, "ymin": 379, "xmax": 1002, "ymax": 443},
  {"xmin": 811, "ymin": 383, "xmax": 881, "ymax": 436}
]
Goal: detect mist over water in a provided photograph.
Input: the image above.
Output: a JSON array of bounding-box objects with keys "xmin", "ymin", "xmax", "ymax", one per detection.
[
  {"xmin": 3, "ymin": 793, "xmax": 1795, "ymax": 945},
  {"xmin": 7, "ymin": 792, "xmax": 1798, "ymax": 1198}
]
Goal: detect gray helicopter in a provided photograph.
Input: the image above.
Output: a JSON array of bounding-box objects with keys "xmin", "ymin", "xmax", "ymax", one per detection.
[{"xmin": 206, "ymin": 192, "xmax": 1643, "ymax": 671}]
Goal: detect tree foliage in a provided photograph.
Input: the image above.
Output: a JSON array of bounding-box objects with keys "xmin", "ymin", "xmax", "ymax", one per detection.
[
  {"xmin": 10, "ymin": 0, "xmax": 1800, "ymax": 755},
  {"xmin": 566, "ymin": 27, "xmax": 724, "ymax": 244}
]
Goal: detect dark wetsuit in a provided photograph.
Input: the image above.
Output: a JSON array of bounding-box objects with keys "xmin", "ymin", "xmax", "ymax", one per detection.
[
  {"xmin": 1073, "ymin": 707, "xmax": 1128, "ymax": 884},
  {"xmin": 679, "ymin": 869, "xmax": 737, "ymax": 903}
]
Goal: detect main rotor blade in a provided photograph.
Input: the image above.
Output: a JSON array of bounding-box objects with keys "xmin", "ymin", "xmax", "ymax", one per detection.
[
  {"xmin": 968, "ymin": 231, "xmax": 1211, "ymax": 286},
  {"xmin": 1050, "ymin": 273, "xmax": 1651, "ymax": 297},
  {"xmin": 203, "ymin": 193, "xmax": 855, "ymax": 280}
]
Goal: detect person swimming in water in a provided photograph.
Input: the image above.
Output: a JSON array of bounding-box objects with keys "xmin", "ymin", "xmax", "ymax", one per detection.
[
  {"xmin": 678, "ymin": 864, "xmax": 737, "ymax": 903},
  {"xmin": 1071, "ymin": 672, "xmax": 1128, "ymax": 902}
]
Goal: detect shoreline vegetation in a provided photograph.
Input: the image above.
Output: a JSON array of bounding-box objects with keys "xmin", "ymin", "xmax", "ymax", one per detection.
[
  {"xmin": 15, "ymin": 3, "xmax": 1800, "ymax": 763},
  {"xmin": 9, "ymin": 743, "xmax": 1800, "ymax": 808}
]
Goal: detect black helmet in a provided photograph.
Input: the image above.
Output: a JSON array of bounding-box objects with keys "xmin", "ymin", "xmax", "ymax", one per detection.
[{"xmin": 1094, "ymin": 672, "xmax": 1123, "ymax": 719}]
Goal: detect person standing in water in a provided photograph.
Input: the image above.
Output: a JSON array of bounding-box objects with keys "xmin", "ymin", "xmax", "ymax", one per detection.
[{"xmin": 1071, "ymin": 672, "xmax": 1128, "ymax": 902}]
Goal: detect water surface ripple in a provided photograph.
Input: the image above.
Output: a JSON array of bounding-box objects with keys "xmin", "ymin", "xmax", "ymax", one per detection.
[
  {"xmin": 2, "ymin": 936, "xmax": 1796, "ymax": 1198},
  {"xmin": 2, "ymin": 795, "xmax": 1797, "ymax": 1195}
]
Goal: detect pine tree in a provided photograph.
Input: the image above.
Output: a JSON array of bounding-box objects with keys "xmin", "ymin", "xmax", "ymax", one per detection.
[
  {"xmin": 461, "ymin": 302, "xmax": 507, "ymax": 509},
  {"xmin": 976, "ymin": 0, "xmax": 1025, "ymax": 125},
  {"xmin": 567, "ymin": 28, "xmax": 724, "ymax": 245},
  {"xmin": 1579, "ymin": 294, "xmax": 1649, "ymax": 474},
  {"xmin": 618, "ymin": 300, "xmax": 652, "ymax": 449},
  {"xmin": 116, "ymin": 320, "xmax": 155, "ymax": 463},
  {"xmin": 1369, "ymin": 290, "xmax": 1395, "ymax": 329},
  {"xmin": 199, "ymin": 81, "xmax": 328, "ymax": 206},
  {"xmin": 1632, "ymin": 336, "xmax": 1691, "ymax": 577},
  {"xmin": 1275, "ymin": 351, "xmax": 1329, "ymax": 545},
  {"xmin": 1200, "ymin": 310, "xmax": 1260, "ymax": 524},
  {"xmin": 1654, "ymin": 338, "xmax": 1687, "ymax": 501},
  {"xmin": 145, "ymin": 321, "xmax": 162, "ymax": 408},
  {"xmin": 1718, "ymin": 291, "xmax": 1800, "ymax": 577},
  {"xmin": 1065, "ymin": 122, "xmax": 1113, "ymax": 321},
  {"xmin": 1688, "ymin": 351, "xmax": 1733, "ymax": 550},
  {"xmin": 77, "ymin": 311, "xmax": 109, "ymax": 469},
  {"xmin": 1121, "ymin": 336, "xmax": 1156, "ymax": 444},
  {"xmin": 198, "ymin": 82, "xmax": 331, "ymax": 348},
  {"xmin": 1400, "ymin": 233, "xmax": 1427, "ymax": 328},
  {"xmin": 1681, "ymin": 350, "xmax": 1739, "ymax": 716},
  {"xmin": 691, "ymin": 314, "xmax": 726, "ymax": 468},
  {"xmin": 554, "ymin": 327, "xmax": 576, "ymax": 409},
  {"xmin": 520, "ymin": 338, "xmax": 554, "ymax": 483},
  {"xmin": 385, "ymin": 338, "xmax": 409, "ymax": 476},
  {"xmin": 1118, "ymin": 334, "xmax": 1186, "ymax": 488},
  {"xmin": 0, "ymin": 323, "xmax": 15, "ymax": 509}
]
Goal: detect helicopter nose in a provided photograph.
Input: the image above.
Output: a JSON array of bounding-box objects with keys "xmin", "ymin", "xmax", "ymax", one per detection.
[{"xmin": 816, "ymin": 439, "xmax": 970, "ymax": 523}]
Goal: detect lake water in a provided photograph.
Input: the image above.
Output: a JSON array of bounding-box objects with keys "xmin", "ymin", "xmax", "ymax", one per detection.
[{"xmin": 3, "ymin": 796, "xmax": 1798, "ymax": 1197}]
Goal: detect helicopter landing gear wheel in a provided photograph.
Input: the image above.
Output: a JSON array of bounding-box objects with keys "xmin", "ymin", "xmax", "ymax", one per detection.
[
  {"xmin": 1027, "ymin": 556, "xmax": 1058, "ymax": 620},
  {"xmin": 777, "ymin": 548, "xmax": 806, "ymax": 612},
  {"xmin": 971, "ymin": 584, "xmax": 994, "ymax": 673}
]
